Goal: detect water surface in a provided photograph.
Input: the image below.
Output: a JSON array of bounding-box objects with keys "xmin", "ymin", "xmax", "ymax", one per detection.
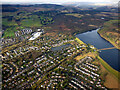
[{"xmin": 76, "ymin": 29, "xmax": 119, "ymax": 71}]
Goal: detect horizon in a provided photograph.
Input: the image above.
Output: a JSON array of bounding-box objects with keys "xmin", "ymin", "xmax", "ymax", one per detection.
[{"xmin": 1, "ymin": 0, "xmax": 119, "ymax": 5}]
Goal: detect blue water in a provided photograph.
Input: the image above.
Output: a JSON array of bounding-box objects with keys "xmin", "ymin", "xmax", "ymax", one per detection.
[{"xmin": 76, "ymin": 29, "xmax": 119, "ymax": 71}]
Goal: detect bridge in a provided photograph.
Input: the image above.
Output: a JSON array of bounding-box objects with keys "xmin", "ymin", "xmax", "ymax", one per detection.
[{"xmin": 98, "ymin": 47, "xmax": 116, "ymax": 51}]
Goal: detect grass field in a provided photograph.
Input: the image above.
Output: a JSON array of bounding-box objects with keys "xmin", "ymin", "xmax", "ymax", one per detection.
[
  {"xmin": 3, "ymin": 26, "xmax": 18, "ymax": 38},
  {"xmin": 2, "ymin": 14, "xmax": 54, "ymax": 38},
  {"xmin": 21, "ymin": 18, "xmax": 42, "ymax": 27},
  {"xmin": 75, "ymin": 37, "xmax": 85, "ymax": 45},
  {"xmin": 2, "ymin": 19, "xmax": 18, "ymax": 26},
  {"xmin": 20, "ymin": 15, "xmax": 42, "ymax": 27},
  {"xmin": 75, "ymin": 52, "xmax": 97, "ymax": 60}
]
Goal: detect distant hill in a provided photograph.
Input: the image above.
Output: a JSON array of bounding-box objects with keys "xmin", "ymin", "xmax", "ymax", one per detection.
[
  {"xmin": 2, "ymin": 3, "xmax": 118, "ymax": 38},
  {"xmin": 2, "ymin": 4, "xmax": 66, "ymax": 12},
  {"xmin": 62, "ymin": 2, "xmax": 118, "ymax": 8},
  {"xmin": 2, "ymin": 4, "xmax": 81, "ymax": 13},
  {"xmin": 63, "ymin": 2, "xmax": 95, "ymax": 7},
  {"xmin": 33, "ymin": 4, "xmax": 64, "ymax": 9}
]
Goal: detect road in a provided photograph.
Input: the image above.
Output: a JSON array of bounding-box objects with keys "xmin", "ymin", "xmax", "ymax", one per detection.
[{"xmin": 98, "ymin": 47, "xmax": 116, "ymax": 51}]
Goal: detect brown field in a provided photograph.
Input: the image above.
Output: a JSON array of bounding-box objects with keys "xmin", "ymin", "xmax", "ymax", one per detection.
[
  {"xmin": 45, "ymin": 32, "xmax": 57, "ymax": 36},
  {"xmin": 107, "ymin": 32, "xmax": 119, "ymax": 36},
  {"xmin": 75, "ymin": 52, "xmax": 98, "ymax": 61},
  {"xmin": 65, "ymin": 13, "xmax": 84, "ymax": 18},
  {"xmin": 88, "ymin": 24, "xmax": 98, "ymax": 27},
  {"xmin": 104, "ymin": 73, "xmax": 119, "ymax": 88},
  {"xmin": 99, "ymin": 62, "xmax": 120, "ymax": 89},
  {"xmin": 95, "ymin": 14, "xmax": 107, "ymax": 17}
]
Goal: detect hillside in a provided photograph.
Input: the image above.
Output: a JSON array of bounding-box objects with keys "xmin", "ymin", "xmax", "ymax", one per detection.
[
  {"xmin": 98, "ymin": 20, "xmax": 120, "ymax": 49},
  {"xmin": 2, "ymin": 4, "xmax": 118, "ymax": 38}
]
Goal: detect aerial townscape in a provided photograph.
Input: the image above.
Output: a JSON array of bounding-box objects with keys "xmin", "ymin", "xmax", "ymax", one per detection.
[{"xmin": 0, "ymin": 0, "xmax": 120, "ymax": 89}]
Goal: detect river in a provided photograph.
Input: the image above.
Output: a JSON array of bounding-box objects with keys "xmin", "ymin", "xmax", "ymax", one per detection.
[{"xmin": 76, "ymin": 28, "xmax": 119, "ymax": 71}]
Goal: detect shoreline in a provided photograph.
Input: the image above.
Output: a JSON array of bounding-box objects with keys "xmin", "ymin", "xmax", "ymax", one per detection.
[
  {"xmin": 97, "ymin": 56, "xmax": 120, "ymax": 88},
  {"xmin": 75, "ymin": 37, "xmax": 120, "ymax": 75},
  {"xmin": 74, "ymin": 49, "xmax": 120, "ymax": 88},
  {"xmin": 97, "ymin": 30, "xmax": 120, "ymax": 50},
  {"xmin": 73, "ymin": 27, "xmax": 99, "ymax": 36},
  {"xmin": 74, "ymin": 30, "xmax": 120, "ymax": 88},
  {"xmin": 97, "ymin": 56, "xmax": 120, "ymax": 79}
]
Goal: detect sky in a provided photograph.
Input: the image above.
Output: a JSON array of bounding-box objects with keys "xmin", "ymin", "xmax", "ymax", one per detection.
[{"xmin": 1, "ymin": 0, "xmax": 119, "ymax": 4}]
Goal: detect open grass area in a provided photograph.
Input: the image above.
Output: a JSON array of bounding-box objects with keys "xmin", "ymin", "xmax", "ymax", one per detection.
[
  {"xmin": 20, "ymin": 15, "xmax": 53, "ymax": 28},
  {"xmin": 4, "ymin": 30, "xmax": 15, "ymax": 38},
  {"xmin": 75, "ymin": 37, "xmax": 85, "ymax": 45},
  {"xmin": 0, "ymin": 64, "xmax": 2, "ymax": 68},
  {"xmin": 2, "ymin": 13, "xmax": 54, "ymax": 38},
  {"xmin": 2, "ymin": 17, "xmax": 20, "ymax": 38},
  {"xmin": 3, "ymin": 26, "xmax": 19, "ymax": 38},
  {"xmin": 21, "ymin": 18, "xmax": 42, "ymax": 27},
  {"xmin": 2, "ymin": 19, "xmax": 18, "ymax": 26},
  {"xmin": 20, "ymin": 15, "xmax": 42, "ymax": 27},
  {"xmin": 75, "ymin": 52, "xmax": 97, "ymax": 60}
]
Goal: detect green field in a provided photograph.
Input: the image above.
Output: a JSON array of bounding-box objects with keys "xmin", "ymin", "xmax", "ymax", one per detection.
[
  {"xmin": 2, "ymin": 13, "xmax": 54, "ymax": 38},
  {"xmin": 3, "ymin": 27, "xmax": 17, "ymax": 38},
  {"xmin": 2, "ymin": 19, "xmax": 18, "ymax": 26}
]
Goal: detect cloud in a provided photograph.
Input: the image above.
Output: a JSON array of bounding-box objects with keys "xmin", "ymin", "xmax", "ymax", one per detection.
[{"xmin": 1, "ymin": 0, "xmax": 119, "ymax": 4}]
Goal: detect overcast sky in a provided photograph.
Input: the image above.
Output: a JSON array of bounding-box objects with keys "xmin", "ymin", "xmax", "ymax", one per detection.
[{"xmin": 1, "ymin": 0, "xmax": 119, "ymax": 4}]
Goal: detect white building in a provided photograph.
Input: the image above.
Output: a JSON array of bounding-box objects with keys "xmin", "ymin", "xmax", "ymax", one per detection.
[{"xmin": 29, "ymin": 32, "xmax": 42, "ymax": 40}]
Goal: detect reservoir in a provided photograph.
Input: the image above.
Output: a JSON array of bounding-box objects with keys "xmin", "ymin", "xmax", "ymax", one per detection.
[{"xmin": 76, "ymin": 28, "xmax": 119, "ymax": 71}]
